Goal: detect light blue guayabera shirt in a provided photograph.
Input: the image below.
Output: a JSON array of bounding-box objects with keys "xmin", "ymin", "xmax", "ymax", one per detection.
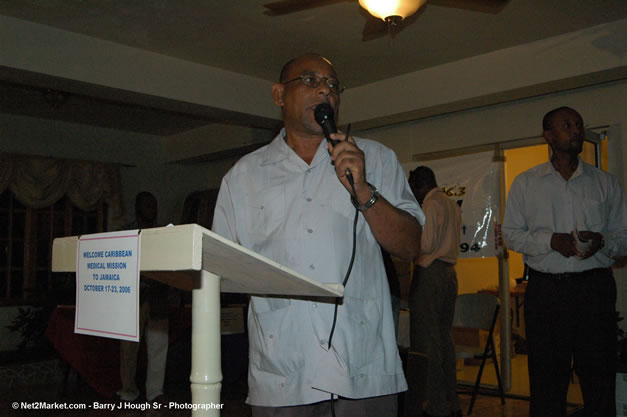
[
  {"xmin": 503, "ymin": 158, "xmax": 626, "ymax": 274},
  {"xmin": 212, "ymin": 129, "xmax": 424, "ymax": 407}
]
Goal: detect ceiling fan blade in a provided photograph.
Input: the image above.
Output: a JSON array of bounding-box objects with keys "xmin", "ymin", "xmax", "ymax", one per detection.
[
  {"xmin": 428, "ymin": 0, "xmax": 509, "ymax": 14},
  {"xmin": 263, "ymin": 0, "xmax": 352, "ymax": 16},
  {"xmin": 360, "ymin": 7, "xmax": 422, "ymax": 41}
]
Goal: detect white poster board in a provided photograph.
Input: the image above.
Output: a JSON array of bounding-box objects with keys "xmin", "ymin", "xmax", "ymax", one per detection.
[
  {"xmin": 75, "ymin": 230, "xmax": 141, "ymax": 341},
  {"xmin": 404, "ymin": 151, "xmax": 502, "ymax": 258}
]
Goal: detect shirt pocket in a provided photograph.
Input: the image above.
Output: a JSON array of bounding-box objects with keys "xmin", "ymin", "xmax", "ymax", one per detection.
[
  {"xmin": 328, "ymin": 191, "xmax": 352, "ymax": 218},
  {"xmin": 249, "ymin": 299, "xmax": 304, "ymax": 377},
  {"xmin": 246, "ymin": 184, "xmax": 286, "ymax": 239},
  {"xmin": 331, "ymin": 296, "xmax": 384, "ymax": 374},
  {"xmin": 326, "ymin": 186, "xmax": 363, "ymax": 235},
  {"xmin": 577, "ymin": 198, "xmax": 605, "ymax": 231}
]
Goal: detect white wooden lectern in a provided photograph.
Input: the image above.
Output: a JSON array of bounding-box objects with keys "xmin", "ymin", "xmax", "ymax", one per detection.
[{"xmin": 51, "ymin": 224, "xmax": 344, "ymax": 416}]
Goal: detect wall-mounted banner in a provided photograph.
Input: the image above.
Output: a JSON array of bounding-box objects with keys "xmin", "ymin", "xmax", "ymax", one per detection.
[
  {"xmin": 75, "ymin": 230, "xmax": 141, "ymax": 341},
  {"xmin": 404, "ymin": 151, "xmax": 502, "ymax": 258}
]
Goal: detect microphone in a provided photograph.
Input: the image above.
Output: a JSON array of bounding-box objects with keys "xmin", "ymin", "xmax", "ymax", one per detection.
[
  {"xmin": 314, "ymin": 103, "xmax": 340, "ymax": 147},
  {"xmin": 314, "ymin": 102, "xmax": 355, "ymax": 188}
]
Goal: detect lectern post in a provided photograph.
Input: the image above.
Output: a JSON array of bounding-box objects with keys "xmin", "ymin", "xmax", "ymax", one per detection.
[{"xmin": 190, "ymin": 270, "xmax": 222, "ymax": 416}]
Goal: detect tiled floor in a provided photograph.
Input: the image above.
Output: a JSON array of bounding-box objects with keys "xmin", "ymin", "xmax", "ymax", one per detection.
[
  {"xmin": 455, "ymin": 353, "xmax": 584, "ymax": 417},
  {"xmin": 1, "ymin": 379, "xmax": 536, "ymax": 417},
  {"xmin": 0, "ymin": 353, "xmax": 585, "ymax": 417},
  {"xmin": 457, "ymin": 352, "xmax": 584, "ymax": 407},
  {"xmin": 1, "ymin": 372, "xmax": 248, "ymax": 417}
]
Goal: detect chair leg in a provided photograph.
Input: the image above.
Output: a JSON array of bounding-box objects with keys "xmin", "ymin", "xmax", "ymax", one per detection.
[
  {"xmin": 468, "ymin": 351, "xmax": 489, "ymax": 415},
  {"xmin": 491, "ymin": 343, "xmax": 505, "ymax": 405}
]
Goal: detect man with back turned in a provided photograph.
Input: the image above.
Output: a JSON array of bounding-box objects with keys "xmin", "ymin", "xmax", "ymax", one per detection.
[{"xmin": 408, "ymin": 166, "xmax": 462, "ymax": 417}]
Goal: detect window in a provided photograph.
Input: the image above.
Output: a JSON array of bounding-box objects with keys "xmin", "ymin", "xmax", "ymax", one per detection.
[{"xmin": 0, "ymin": 191, "xmax": 106, "ymax": 305}]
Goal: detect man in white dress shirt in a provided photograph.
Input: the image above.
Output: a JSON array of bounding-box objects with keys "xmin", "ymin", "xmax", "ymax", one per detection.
[{"xmin": 503, "ymin": 106, "xmax": 626, "ymax": 417}]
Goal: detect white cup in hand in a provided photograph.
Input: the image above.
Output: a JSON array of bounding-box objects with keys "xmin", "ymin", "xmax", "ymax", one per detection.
[{"xmin": 572, "ymin": 229, "xmax": 592, "ymax": 256}]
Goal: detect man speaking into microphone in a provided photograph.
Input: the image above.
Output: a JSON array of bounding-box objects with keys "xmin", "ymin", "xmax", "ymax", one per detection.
[{"xmin": 212, "ymin": 53, "xmax": 424, "ymax": 417}]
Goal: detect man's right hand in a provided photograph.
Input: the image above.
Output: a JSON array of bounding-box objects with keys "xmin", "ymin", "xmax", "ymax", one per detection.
[{"xmin": 550, "ymin": 233, "xmax": 577, "ymax": 257}]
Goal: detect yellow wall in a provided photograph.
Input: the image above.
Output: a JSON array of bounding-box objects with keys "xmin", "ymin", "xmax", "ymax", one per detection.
[{"xmin": 455, "ymin": 257, "xmax": 499, "ymax": 294}]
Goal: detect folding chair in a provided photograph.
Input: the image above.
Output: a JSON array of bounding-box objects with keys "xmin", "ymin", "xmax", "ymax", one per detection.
[{"xmin": 453, "ymin": 293, "xmax": 505, "ymax": 415}]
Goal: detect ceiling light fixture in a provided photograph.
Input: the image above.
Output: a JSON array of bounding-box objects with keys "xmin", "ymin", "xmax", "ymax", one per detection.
[{"xmin": 359, "ymin": 0, "xmax": 427, "ymax": 27}]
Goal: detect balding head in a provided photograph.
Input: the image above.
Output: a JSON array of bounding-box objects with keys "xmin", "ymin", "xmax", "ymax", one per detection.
[{"xmin": 279, "ymin": 53, "xmax": 335, "ymax": 82}]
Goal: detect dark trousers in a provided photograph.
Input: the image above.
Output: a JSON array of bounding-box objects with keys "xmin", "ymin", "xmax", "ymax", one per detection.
[
  {"xmin": 525, "ymin": 267, "xmax": 616, "ymax": 417},
  {"xmin": 409, "ymin": 260, "xmax": 459, "ymax": 416}
]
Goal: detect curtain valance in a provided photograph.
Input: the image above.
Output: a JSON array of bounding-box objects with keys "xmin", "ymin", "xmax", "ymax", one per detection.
[{"xmin": 0, "ymin": 153, "xmax": 123, "ymax": 222}]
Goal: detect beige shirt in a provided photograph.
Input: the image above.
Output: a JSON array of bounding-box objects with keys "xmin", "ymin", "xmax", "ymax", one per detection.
[{"xmin": 416, "ymin": 188, "xmax": 462, "ymax": 268}]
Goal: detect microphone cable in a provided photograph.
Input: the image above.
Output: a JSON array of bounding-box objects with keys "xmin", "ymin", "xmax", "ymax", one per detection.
[
  {"xmin": 327, "ymin": 123, "xmax": 356, "ymax": 350},
  {"xmin": 327, "ymin": 182, "xmax": 357, "ymax": 350},
  {"xmin": 326, "ymin": 124, "xmax": 359, "ymax": 417},
  {"xmin": 328, "ymin": 199, "xmax": 357, "ymax": 417}
]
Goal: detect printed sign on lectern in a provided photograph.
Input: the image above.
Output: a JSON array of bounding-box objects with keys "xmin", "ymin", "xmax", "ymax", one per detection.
[{"xmin": 75, "ymin": 230, "xmax": 141, "ymax": 341}]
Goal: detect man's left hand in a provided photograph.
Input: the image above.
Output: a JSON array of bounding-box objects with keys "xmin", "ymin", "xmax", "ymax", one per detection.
[
  {"xmin": 327, "ymin": 132, "xmax": 370, "ymax": 200},
  {"xmin": 575, "ymin": 231, "xmax": 604, "ymax": 258}
]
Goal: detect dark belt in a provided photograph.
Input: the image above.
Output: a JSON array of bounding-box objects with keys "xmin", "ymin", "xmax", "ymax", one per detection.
[{"xmin": 528, "ymin": 267, "xmax": 610, "ymax": 281}]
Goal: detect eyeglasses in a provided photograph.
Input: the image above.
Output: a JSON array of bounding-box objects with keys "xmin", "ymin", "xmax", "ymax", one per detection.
[{"xmin": 282, "ymin": 74, "xmax": 345, "ymax": 94}]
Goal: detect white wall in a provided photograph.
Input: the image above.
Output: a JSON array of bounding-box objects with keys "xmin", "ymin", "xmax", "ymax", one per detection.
[
  {"xmin": 0, "ymin": 16, "xmax": 277, "ymax": 122},
  {"xmin": 360, "ymin": 81, "xmax": 625, "ymax": 172},
  {"xmin": 341, "ymin": 19, "xmax": 627, "ymax": 129}
]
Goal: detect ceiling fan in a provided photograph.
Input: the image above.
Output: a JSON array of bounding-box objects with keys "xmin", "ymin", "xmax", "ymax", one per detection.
[{"xmin": 263, "ymin": 0, "xmax": 509, "ymax": 41}]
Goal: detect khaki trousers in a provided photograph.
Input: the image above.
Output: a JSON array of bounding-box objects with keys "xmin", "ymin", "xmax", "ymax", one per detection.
[{"xmin": 118, "ymin": 300, "xmax": 169, "ymax": 402}]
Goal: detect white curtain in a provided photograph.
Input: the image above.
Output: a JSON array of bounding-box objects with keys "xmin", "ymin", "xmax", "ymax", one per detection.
[{"xmin": 0, "ymin": 153, "xmax": 124, "ymax": 223}]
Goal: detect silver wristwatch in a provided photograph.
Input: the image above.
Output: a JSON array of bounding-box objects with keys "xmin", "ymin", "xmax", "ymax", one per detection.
[{"xmin": 351, "ymin": 183, "xmax": 380, "ymax": 212}]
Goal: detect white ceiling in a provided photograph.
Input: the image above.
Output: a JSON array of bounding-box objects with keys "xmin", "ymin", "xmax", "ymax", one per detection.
[{"xmin": 1, "ymin": 0, "xmax": 627, "ymax": 134}]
